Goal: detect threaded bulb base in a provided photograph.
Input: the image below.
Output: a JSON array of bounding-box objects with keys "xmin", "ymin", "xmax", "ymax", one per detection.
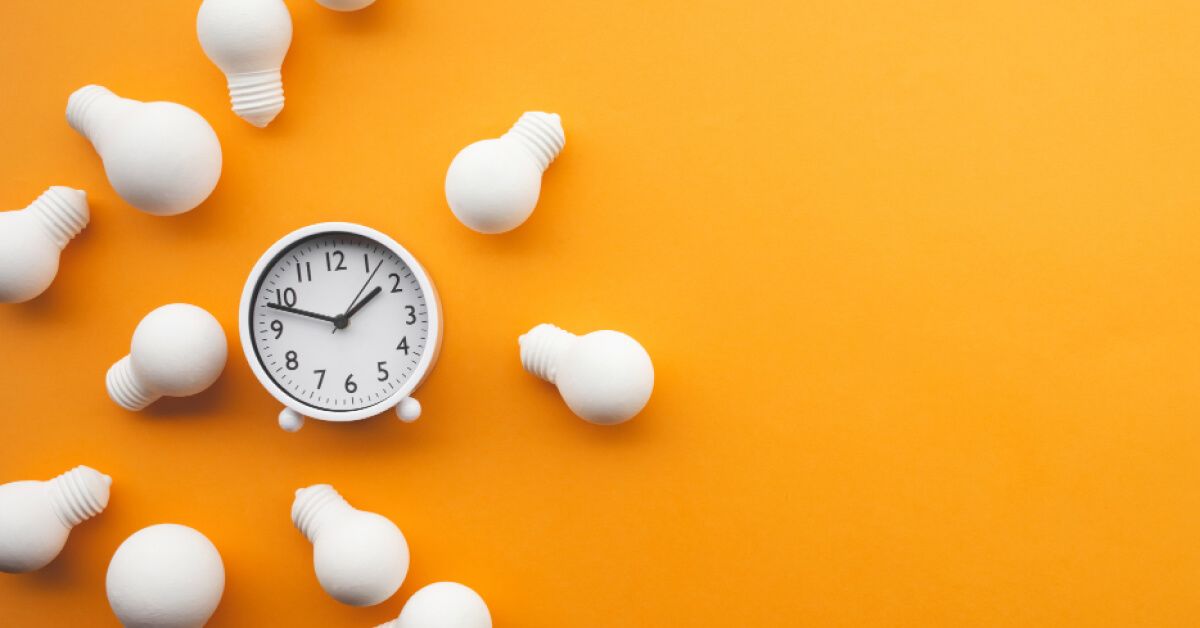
[
  {"xmin": 66, "ymin": 85, "xmax": 116, "ymax": 141},
  {"xmin": 503, "ymin": 112, "xmax": 565, "ymax": 171},
  {"xmin": 519, "ymin": 323, "xmax": 577, "ymax": 384},
  {"xmin": 292, "ymin": 484, "xmax": 350, "ymax": 543},
  {"xmin": 48, "ymin": 466, "xmax": 112, "ymax": 528},
  {"xmin": 28, "ymin": 187, "xmax": 89, "ymax": 249},
  {"xmin": 106, "ymin": 356, "xmax": 156, "ymax": 411},
  {"xmin": 228, "ymin": 70, "xmax": 284, "ymax": 128}
]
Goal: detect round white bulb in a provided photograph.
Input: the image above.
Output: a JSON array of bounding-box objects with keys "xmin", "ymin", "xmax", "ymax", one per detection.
[
  {"xmin": 106, "ymin": 524, "xmax": 225, "ymax": 628},
  {"xmin": 197, "ymin": 0, "xmax": 293, "ymax": 127},
  {"xmin": 66, "ymin": 85, "xmax": 222, "ymax": 216},
  {"xmin": 107, "ymin": 303, "xmax": 228, "ymax": 411},
  {"xmin": 0, "ymin": 466, "xmax": 111, "ymax": 573},
  {"xmin": 316, "ymin": 0, "xmax": 377, "ymax": 11},
  {"xmin": 292, "ymin": 484, "xmax": 409, "ymax": 607},
  {"xmin": 0, "ymin": 186, "xmax": 88, "ymax": 303},
  {"xmin": 445, "ymin": 112, "xmax": 565, "ymax": 234},
  {"xmin": 519, "ymin": 324, "xmax": 654, "ymax": 425},
  {"xmin": 382, "ymin": 582, "xmax": 492, "ymax": 628}
]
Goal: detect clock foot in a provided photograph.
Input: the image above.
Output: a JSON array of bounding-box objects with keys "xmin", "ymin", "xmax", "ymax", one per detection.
[
  {"xmin": 279, "ymin": 408, "xmax": 305, "ymax": 432},
  {"xmin": 396, "ymin": 397, "xmax": 421, "ymax": 423}
]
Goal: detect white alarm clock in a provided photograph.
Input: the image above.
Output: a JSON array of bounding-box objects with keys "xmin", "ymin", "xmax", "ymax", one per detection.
[{"xmin": 238, "ymin": 222, "xmax": 442, "ymax": 432}]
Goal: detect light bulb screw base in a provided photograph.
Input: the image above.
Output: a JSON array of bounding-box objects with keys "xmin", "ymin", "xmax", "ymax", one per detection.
[
  {"xmin": 228, "ymin": 70, "xmax": 285, "ymax": 128},
  {"xmin": 48, "ymin": 466, "xmax": 111, "ymax": 528},
  {"xmin": 292, "ymin": 484, "xmax": 350, "ymax": 543},
  {"xmin": 66, "ymin": 85, "xmax": 116, "ymax": 141},
  {"xmin": 106, "ymin": 356, "xmax": 157, "ymax": 411},
  {"xmin": 503, "ymin": 112, "xmax": 565, "ymax": 172},
  {"xmin": 29, "ymin": 187, "xmax": 89, "ymax": 248},
  {"xmin": 519, "ymin": 323, "xmax": 576, "ymax": 384}
]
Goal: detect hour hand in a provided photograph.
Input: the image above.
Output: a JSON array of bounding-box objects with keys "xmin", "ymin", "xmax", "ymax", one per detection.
[{"xmin": 266, "ymin": 302, "xmax": 338, "ymax": 323}]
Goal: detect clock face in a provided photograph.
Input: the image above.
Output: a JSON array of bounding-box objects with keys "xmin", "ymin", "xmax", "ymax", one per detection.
[{"xmin": 247, "ymin": 231, "xmax": 431, "ymax": 414}]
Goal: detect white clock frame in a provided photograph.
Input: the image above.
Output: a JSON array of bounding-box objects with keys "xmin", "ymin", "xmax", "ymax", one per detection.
[{"xmin": 238, "ymin": 222, "xmax": 442, "ymax": 432}]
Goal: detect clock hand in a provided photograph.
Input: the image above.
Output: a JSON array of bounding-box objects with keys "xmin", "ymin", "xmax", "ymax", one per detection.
[
  {"xmin": 267, "ymin": 302, "xmax": 338, "ymax": 323},
  {"xmin": 344, "ymin": 286, "xmax": 382, "ymax": 321},
  {"xmin": 333, "ymin": 258, "xmax": 384, "ymax": 334}
]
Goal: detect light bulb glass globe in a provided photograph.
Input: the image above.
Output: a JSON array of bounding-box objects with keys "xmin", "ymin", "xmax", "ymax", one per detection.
[
  {"xmin": 197, "ymin": 0, "xmax": 293, "ymax": 127},
  {"xmin": 445, "ymin": 112, "xmax": 565, "ymax": 234},
  {"xmin": 0, "ymin": 213, "xmax": 59, "ymax": 303},
  {"xmin": 0, "ymin": 186, "xmax": 88, "ymax": 303},
  {"xmin": 67, "ymin": 85, "xmax": 222, "ymax": 216},
  {"xmin": 391, "ymin": 582, "xmax": 493, "ymax": 628},
  {"xmin": 557, "ymin": 331, "xmax": 654, "ymax": 425},
  {"xmin": 106, "ymin": 524, "xmax": 225, "ymax": 628},
  {"xmin": 107, "ymin": 303, "xmax": 228, "ymax": 411},
  {"xmin": 446, "ymin": 140, "xmax": 542, "ymax": 234}
]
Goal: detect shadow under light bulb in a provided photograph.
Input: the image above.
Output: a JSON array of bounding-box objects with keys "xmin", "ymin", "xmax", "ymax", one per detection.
[
  {"xmin": 316, "ymin": 0, "xmax": 377, "ymax": 11},
  {"xmin": 292, "ymin": 484, "xmax": 409, "ymax": 607},
  {"xmin": 445, "ymin": 112, "xmax": 565, "ymax": 234},
  {"xmin": 67, "ymin": 85, "xmax": 222, "ymax": 216},
  {"xmin": 197, "ymin": 0, "xmax": 293, "ymax": 127},
  {"xmin": 0, "ymin": 465, "xmax": 112, "ymax": 574},
  {"xmin": 379, "ymin": 582, "xmax": 493, "ymax": 628},
  {"xmin": 519, "ymin": 323, "xmax": 654, "ymax": 425},
  {"xmin": 107, "ymin": 303, "xmax": 228, "ymax": 411},
  {"xmin": 0, "ymin": 186, "xmax": 88, "ymax": 303}
]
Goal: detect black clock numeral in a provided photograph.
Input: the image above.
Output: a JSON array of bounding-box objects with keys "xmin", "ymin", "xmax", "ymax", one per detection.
[
  {"xmin": 388, "ymin": 273, "xmax": 403, "ymax": 293},
  {"xmin": 397, "ymin": 336, "xmax": 409, "ymax": 354},
  {"xmin": 344, "ymin": 374, "xmax": 358, "ymax": 393},
  {"xmin": 377, "ymin": 361, "xmax": 389, "ymax": 381},
  {"xmin": 296, "ymin": 261, "xmax": 312, "ymax": 283},
  {"xmin": 270, "ymin": 320, "xmax": 283, "ymax": 339},
  {"xmin": 405, "ymin": 305, "xmax": 417, "ymax": 325},
  {"xmin": 325, "ymin": 251, "xmax": 346, "ymax": 271},
  {"xmin": 313, "ymin": 369, "xmax": 326, "ymax": 388},
  {"xmin": 285, "ymin": 351, "xmax": 299, "ymax": 370},
  {"xmin": 274, "ymin": 288, "xmax": 297, "ymax": 307}
]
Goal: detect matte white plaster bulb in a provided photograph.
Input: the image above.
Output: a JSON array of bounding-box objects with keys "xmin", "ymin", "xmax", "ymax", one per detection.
[
  {"xmin": 0, "ymin": 466, "xmax": 111, "ymax": 573},
  {"xmin": 107, "ymin": 524, "xmax": 225, "ymax": 628},
  {"xmin": 0, "ymin": 186, "xmax": 88, "ymax": 303},
  {"xmin": 445, "ymin": 112, "xmax": 565, "ymax": 234},
  {"xmin": 519, "ymin": 324, "xmax": 654, "ymax": 425},
  {"xmin": 197, "ymin": 0, "xmax": 293, "ymax": 127},
  {"xmin": 316, "ymin": 0, "xmax": 377, "ymax": 11},
  {"xmin": 107, "ymin": 303, "xmax": 228, "ymax": 411},
  {"xmin": 378, "ymin": 582, "xmax": 493, "ymax": 628},
  {"xmin": 66, "ymin": 85, "xmax": 222, "ymax": 216},
  {"xmin": 292, "ymin": 484, "xmax": 409, "ymax": 607}
]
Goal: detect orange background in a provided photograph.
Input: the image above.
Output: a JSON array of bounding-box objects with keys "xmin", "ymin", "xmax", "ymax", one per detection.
[{"xmin": 2, "ymin": 1, "xmax": 1200, "ymax": 625}]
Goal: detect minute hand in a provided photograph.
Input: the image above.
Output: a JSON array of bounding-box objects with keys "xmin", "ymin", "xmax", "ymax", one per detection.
[{"xmin": 267, "ymin": 302, "xmax": 338, "ymax": 323}]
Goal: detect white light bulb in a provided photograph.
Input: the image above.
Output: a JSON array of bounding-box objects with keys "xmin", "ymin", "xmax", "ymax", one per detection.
[
  {"xmin": 445, "ymin": 112, "xmax": 565, "ymax": 234},
  {"xmin": 0, "ymin": 466, "xmax": 111, "ymax": 574},
  {"xmin": 66, "ymin": 85, "xmax": 222, "ymax": 216},
  {"xmin": 0, "ymin": 186, "xmax": 88, "ymax": 303},
  {"xmin": 292, "ymin": 484, "xmax": 409, "ymax": 607},
  {"xmin": 107, "ymin": 303, "xmax": 228, "ymax": 411},
  {"xmin": 316, "ymin": 0, "xmax": 377, "ymax": 11},
  {"xmin": 379, "ymin": 582, "xmax": 493, "ymax": 628},
  {"xmin": 519, "ymin": 324, "xmax": 654, "ymax": 425},
  {"xmin": 197, "ymin": 0, "xmax": 293, "ymax": 127},
  {"xmin": 106, "ymin": 524, "xmax": 225, "ymax": 628}
]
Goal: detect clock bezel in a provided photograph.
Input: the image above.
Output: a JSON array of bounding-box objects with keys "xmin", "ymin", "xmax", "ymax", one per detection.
[{"xmin": 238, "ymin": 222, "xmax": 442, "ymax": 422}]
